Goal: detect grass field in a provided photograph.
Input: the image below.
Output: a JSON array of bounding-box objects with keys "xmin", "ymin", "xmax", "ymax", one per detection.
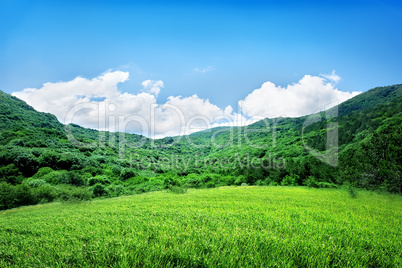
[{"xmin": 1, "ymin": 186, "xmax": 401, "ymax": 267}]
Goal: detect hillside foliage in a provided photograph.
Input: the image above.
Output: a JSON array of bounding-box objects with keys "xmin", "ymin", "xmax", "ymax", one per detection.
[{"xmin": 0, "ymin": 85, "xmax": 401, "ymax": 209}]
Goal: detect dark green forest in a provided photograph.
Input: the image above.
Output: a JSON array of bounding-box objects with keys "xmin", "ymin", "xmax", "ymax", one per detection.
[{"xmin": 0, "ymin": 85, "xmax": 401, "ymax": 210}]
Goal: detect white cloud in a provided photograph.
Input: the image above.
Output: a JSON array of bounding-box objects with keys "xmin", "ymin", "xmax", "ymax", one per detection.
[
  {"xmin": 141, "ymin": 80, "xmax": 163, "ymax": 97},
  {"xmin": 321, "ymin": 70, "xmax": 341, "ymax": 84},
  {"xmin": 12, "ymin": 71, "xmax": 242, "ymax": 138},
  {"xmin": 238, "ymin": 74, "xmax": 361, "ymax": 119},
  {"xmin": 12, "ymin": 70, "xmax": 361, "ymax": 138},
  {"xmin": 194, "ymin": 66, "xmax": 215, "ymax": 73},
  {"xmin": 12, "ymin": 71, "xmax": 130, "ymax": 125}
]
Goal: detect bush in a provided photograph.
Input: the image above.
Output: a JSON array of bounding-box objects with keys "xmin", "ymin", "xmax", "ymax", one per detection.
[
  {"xmin": 88, "ymin": 177, "xmax": 103, "ymax": 186},
  {"xmin": 255, "ymin": 180, "xmax": 264, "ymax": 186},
  {"xmin": 56, "ymin": 185, "xmax": 92, "ymax": 201},
  {"xmin": 39, "ymin": 150, "xmax": 60, "ymax": 169},
  {"xmin": 269, "ymin": 181, "xmax": 278, "ymax": 186},
  {"xmin": 0, "ymin": 182, "xmax": 90, "ymax": 210},
  {"xmin": 221, "ymin": 175, "xmax": 236, "ymax": 186},
  {"xmin": 148, "ymin": 178, "xmax": 164, "ymax": 191},
  {"xmin": 93, "ymin": 183, "xmax": 108, "ymax": 197},
  {"xmin": 33, "ymin": 167, "xmax": 54, "ymax": 178},
  {"xmin": 14, "ymin": 153, "xmax": 39, "ymax": 177},
  {"xmin": 120, "ymin": 168, "xmax": 136, "ymax": 181},
  {"xmin": 183, "ymin": 174, "xmax": 204, "ymax": 188},
  {"xmin": 124, "ymin": 176, "xmax": 148, "ymax": 185},
  {"xmin": 107, "ymin": 184, "xmax": 126, "ymax": 197},
  {"xmin": 82, "ymin": 165, "xmax": 103, "ymax": 176},
  {"xmin": 13, "ymin": 184, "xmax": 36, "ymax": 208},
  {"xmin": 264, "ymin": 177, "xmax": 273, "ymax": 185},
  {"xmin": 305, "ymin": 176, "xmax": 319, "ymax": 188},
  {"xmin": 41, "ymin": 170, "xmax": 65, "ymax": 184},
  {"xmin": 0, "ymin": 183, "xmax": 36, "ymax": 210},
  {"xmin": 57, "ymin": 153, "xmax": 83, "ymax": 170},
  {"xmin": 54, "ymin": 171, "xmax": 86, "ymax": 186},
  {"xmin": 130, "ymin": 183, "xmax": 151, "ymax": 194},
  {"xmin": 0, "ymin": 182, "xmax": 16, "ymax": 210},
  {"xmin": 281, "ymin": 175, "xmax": 297, "ymax": 186},
  {"xmin": 0, "ymin": 164, "xmax": 23, "ymax": 185},
  {"xmin": 33, "ymin": 185, "xmax": 57, "ymax": 203},
  {"xmin": 111, "ymin": 165, "xmax": 122, "ymax": 176},
  {"xmin": 47, "ymin": 171, "xmax": 85, "ymax": 186},
  {"xmin": 205, "ymin": 181, "xmax": 216, "ymax": 188},
  {"xmin": 235, "ymin": 175, "xmax": 246, "ymax": 186},
  {"xmin": 26, "ymin": 179, "xmax": 48, "ymax": 188}
]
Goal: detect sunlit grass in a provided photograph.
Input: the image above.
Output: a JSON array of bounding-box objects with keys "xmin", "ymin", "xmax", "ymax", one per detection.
[{"xmin": 1, "ymin": 186, "xmax": 401, "ymax": 267}]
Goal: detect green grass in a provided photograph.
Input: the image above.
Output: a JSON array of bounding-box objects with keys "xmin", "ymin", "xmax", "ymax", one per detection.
[{"xmin": 1, "ymin": 187, "xmax": 401, "ymax": 267}]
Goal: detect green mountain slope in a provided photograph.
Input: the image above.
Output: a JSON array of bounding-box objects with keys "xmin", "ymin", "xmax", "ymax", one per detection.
[{"xmin": 0, "ymin": 84, "xmax": 401, "ymax": 210}]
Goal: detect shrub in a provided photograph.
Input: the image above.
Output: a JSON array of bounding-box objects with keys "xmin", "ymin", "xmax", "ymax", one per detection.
[
  {"xmin": 42, "ymin": 170, "xmax": 65, "ymax": 184},
  {"xmin": 33, "ymin": 167, "xmax": 54, "ymax": 178},
  {"xmin": 88, "ymin": 177, "xmax": 103, "ymax": 186},
  {"xmin": 148, "ymin": 178, "xmax": 164, "ymax": 191},
  {"xmin": 125, "ymin": 176, "xmax": 148, "ymax": 185},
  {"xmin": 255, "ymin": 180, "xmax": 264, "ymax": 186},
  {"xmin": 235, "ymin": 175, "xmax": 246, "ymax": 186},
  {"xmin": 33, "ymin": 185, "xmax": 57, "ymax": 203},
  {"xmin": 264, "ymin": 177, "xmax": 273, "ymax": 185},
  {"xmin": 13, "ymin": 184, "xmax": 36, "ymax": 207},
  {"xmin": 26, "ymin": 179, "xmax": 48, "ymax": 188},
  {"xmin": 14, "ymin": 153, "xmax": 39, "ymax": 177},
  {"xmin": 205, "ymin": 181, "xmax": 216, "ymax": 188},
  {"xmin": 305, "ymin": 176, "xmax": 319, "ymax": 188},
  {"xmin": 56, "ymin": 185, "xmax": 92, "ymax": 201},
  {"xmin": 93, "ymin": 183, "xmax": 108, "ymax": 197},
  {"xmin": 131, "ymin": 183, "xmax": 151, "ymax": 194},
  {"xmin": 221, "ymin": 175, "xmax": 236, "ymax": 186},
  {"xmin": 39, "ymin": 150, "xmax": 60, "ymax": 169},
  {"xmin": 0, "ymin": 182, "xmax": 16, "ymax": 210},
  {"xmin": 107, "ymin": 184, "xmax": 126, "ymax": 197},
  {"xmin": 281, "ymin": 175, "xmax": 297, "ymax": 186},
  {"xmin": 82, "ymin": 165, "xmax": 103, "ymax": 176},
  {"xmin": 55, "ymin": 171, "xmax": 86, "ymax": 186},
  {"xmin": 0, "ymin": 164, "xmax": 23, "ymax": 185},
  {"xmin": 111, "ymin": 165, "xmax": 122, "ymax": 176},
  {"xmin": 57, "ymin": 153, "xmax": 83, "ymax": 170},
  {"xmin": 0, "ymin": 183, "xmax": 36, "ymax": 210},
  {"xmin": 269, "ymin": 181, "xmax": 278, "ymax": 186},
  {"xmin": 120, "ymin": 168, "xmax": 136, "ymax": 181},
  {"xmin": 183, "ymin": 174, "xmax": 203, "ymax": 188}
]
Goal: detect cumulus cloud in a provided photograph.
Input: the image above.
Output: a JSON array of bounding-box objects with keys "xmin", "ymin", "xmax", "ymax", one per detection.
[
  {"xmin": 12, "ymin": 70, "xmax": 360, "ymax": 138},
  {"xmin": 12, "ymin": 71, "xmax": 130, "ymax": 126},
  {"xmin": 12, "ymin": 71, "xmax": 242, "ymax": 138},
  {"xmin": 238, "ymin": 74, "xmax": 361, "ymax": 119},
  {"xmin": 141, "ymin": 80, "xmax": 163, "ymax": 97}
]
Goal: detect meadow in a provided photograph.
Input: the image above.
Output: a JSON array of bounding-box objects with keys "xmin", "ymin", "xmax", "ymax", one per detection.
[{"xmin": 1, "ymin": 186, "xmax": 401, "ymax": 267}]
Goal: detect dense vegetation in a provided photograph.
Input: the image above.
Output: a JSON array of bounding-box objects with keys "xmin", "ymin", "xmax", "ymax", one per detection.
[
  {"xmin": 0, "ymin": 84, "xmax": 401, "ymax": 209},
  {"xmin": 1, "ymin": 187, "xmax": 401, "ymax": 267}
]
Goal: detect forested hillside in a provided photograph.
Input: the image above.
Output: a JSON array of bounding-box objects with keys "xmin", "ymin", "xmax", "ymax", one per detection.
[{"xmin": 0, "ymin": 85, "xmax": 401, "ymax": 210}]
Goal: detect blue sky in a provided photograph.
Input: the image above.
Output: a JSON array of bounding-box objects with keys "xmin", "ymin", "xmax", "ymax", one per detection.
[{"xmin": 2, "ymin": 0, "xmax": 402, "ymax": 137}]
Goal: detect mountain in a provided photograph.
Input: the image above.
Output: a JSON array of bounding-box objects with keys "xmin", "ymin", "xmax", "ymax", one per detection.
[{"xmin": 0, "ymin": 85, "xmax": 401, "ymax": 209}]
